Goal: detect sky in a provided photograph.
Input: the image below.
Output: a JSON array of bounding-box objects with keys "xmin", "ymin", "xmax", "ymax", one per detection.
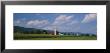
[{"xmin": 14, "ymin": 13, "xmax": 97, "ymax": 34}]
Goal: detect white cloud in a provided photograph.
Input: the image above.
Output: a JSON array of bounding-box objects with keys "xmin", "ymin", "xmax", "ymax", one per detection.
[
  {"xmin": 55, "ymin": 15, "xmax": 72, "ymax": 21},
  {"xmin": 68, "ymin": 20, "xmax": 79, "ymax": 25},
  {"xmin": 43, "ymin": 15, "xmax": 76, "ymax": 31},
  {"xmin": 14, "ymin": 18, "xmax": 26, "ymax": 25},
  {"xmin": 27, "ymin": 20, "xmax": 49, "ymax": 27},
  {"xmin": 81, "ymin": 14, "xmax": 97, "ymax": 23},
  {"xmin": 53, "ymin": 15, "xmax": 74, "ymax": 25}
]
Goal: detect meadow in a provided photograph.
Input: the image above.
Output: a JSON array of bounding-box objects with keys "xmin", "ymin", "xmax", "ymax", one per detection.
[{"xmin": 14, "ymin": 33, "xmax": 97, "ymax": 40}]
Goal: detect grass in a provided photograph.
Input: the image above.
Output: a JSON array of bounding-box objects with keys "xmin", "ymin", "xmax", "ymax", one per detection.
[{"xmin": 14, "ymin": 33, "xmax": 97, "ymax": 40}]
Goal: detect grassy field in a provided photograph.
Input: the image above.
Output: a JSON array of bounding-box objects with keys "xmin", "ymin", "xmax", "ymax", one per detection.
[{"xmin": 14, "ymin": 33, "xmax": 97, "ymax": 40}]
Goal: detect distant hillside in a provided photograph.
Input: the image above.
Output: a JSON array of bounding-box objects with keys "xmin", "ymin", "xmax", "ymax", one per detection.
[
  {"xmin": 14, "ymin": 26, "xmax": 96, "ymax": 36},
  {"xmin": 14, "ymin": 26, "xmax": 58, "ymax": 34},
  {"xmin": 14, "ymin": 26, "xmax": 35, "ymax": 32}
]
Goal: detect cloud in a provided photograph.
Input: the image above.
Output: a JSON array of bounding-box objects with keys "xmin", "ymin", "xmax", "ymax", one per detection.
[
  {"xmin": 43, "ymin": 15, "xmax": 78, "ymax": 31},
  {"xmin": 68, "ymin": 20, "xmax": 79, "ymax": 25},
  {"xmin": 14, "ymin": 19, "xmax": 27, "ymax": 27},
  {"xmin": 53, "ymin": 15, "xmax": 74, "ymax": 25},
  {"xmin": 81, "ymin": 14, "xmax": 97, "ymax": 23},
  {"xmin": 27, "ymin": 20, "xmax": 49, "ymax": 28},
  {"xmin": 14, "ymin": 18, "xmax": 26, "ymax": 25}
]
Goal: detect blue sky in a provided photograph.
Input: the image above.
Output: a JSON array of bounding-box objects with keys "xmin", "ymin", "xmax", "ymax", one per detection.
[{"xmin": 14, "ymin": 13, "xmax": 97, "ymax": 34}]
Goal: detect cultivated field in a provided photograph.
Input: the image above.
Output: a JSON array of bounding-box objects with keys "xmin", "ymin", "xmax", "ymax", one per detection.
[{"xmin": 14, "ymin": 33, "xmax": 97, "ymax": 40}]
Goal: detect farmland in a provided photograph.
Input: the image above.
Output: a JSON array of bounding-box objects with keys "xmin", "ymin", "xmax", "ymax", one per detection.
[{"xmin": 14, "ymin": 33, "xmax": 97, "ymax": 40}]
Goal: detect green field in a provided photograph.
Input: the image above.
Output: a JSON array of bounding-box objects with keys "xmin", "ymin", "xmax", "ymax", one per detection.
[{"xmin": 14, "ymin": 33, "xmax": 97, "ymax": 40}]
